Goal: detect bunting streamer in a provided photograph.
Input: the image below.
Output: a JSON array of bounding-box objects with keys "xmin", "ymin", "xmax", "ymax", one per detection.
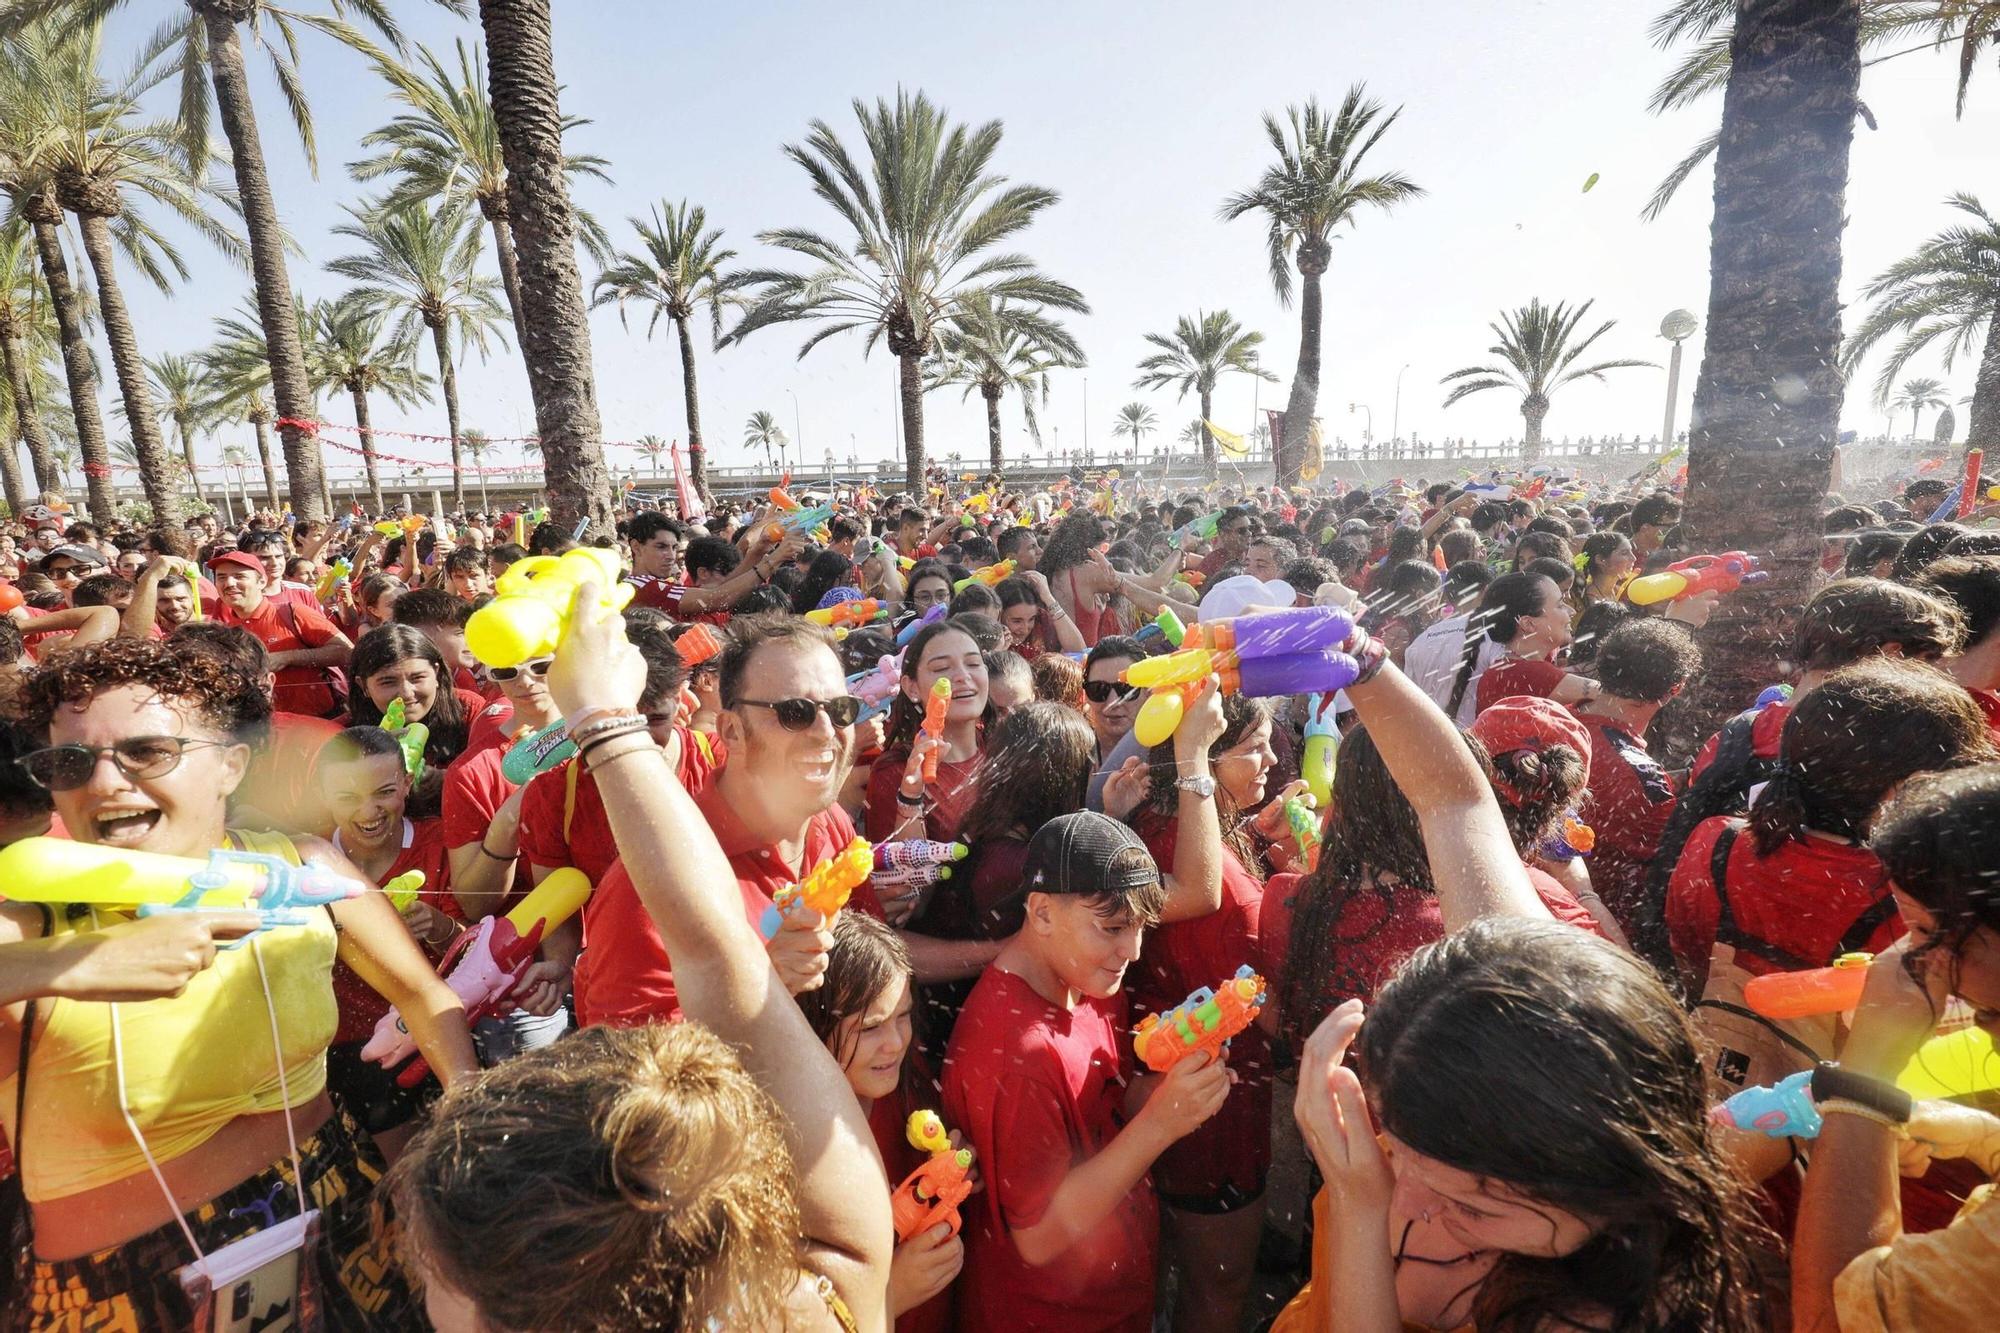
[{"xmin": 275, "ymin": 417, "xmax": 660, "ymax": 453}]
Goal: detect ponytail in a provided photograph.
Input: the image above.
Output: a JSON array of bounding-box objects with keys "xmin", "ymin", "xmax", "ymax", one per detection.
[{"xmin": 1444, "ymin": 571, "xmax": 1553, "ymax": 720}]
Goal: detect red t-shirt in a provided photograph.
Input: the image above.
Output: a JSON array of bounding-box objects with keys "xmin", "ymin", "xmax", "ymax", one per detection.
[
  {"xmin": 1474, "ymin": 655, "xmax": 1568, "ymax": 715},
  {"xmin": 1573, "ymin": 711, "xmax": 1680, "ymax": 930},
  {"xmin": 218, "ymin": 595, "xmax": 344, "ymax": 715},
  {"xmin": 865, "ymin": 749, "xmax": 984, "ymax": 845},
  {"xmin": 327, "ymin": 818, "xmax": 456, "ymax": 1045},
  {"xmin": 460, "ymin": 699, "xmax": 517, "ymax": 765},
  {"xmin": 241, "ymin": 712, "xmax": 342, "ymax": 839},
  {"xmin": 575, "ymin": 775, "xmax": 880, "ymax": 1029},
  {"xmin": 439, "ymin": 746, "xmax": 535, "ymax": 910},
  {"xmin": 1969, "ymin": 687, "xmax": 2000, "ymax": 741},
  {"xmin": 518, "ymin": 728, "xmax": 723, "ymax": 889},
  {"xmin": 941, "ymin": 967, "xmax": 1155, "ymax": 1333},
  {"xmin": 1132, "ymin": 816, "xmax": 1271, "ymax": 1204}
]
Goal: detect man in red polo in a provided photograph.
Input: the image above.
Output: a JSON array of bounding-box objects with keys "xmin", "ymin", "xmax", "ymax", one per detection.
[
  {"xmin": 578, "ymin": 614, "xmax": 881, "ymax": 1026},
  {"xmin": 210, "ymin": 550, "xmax": 352, "ymax": 717}
]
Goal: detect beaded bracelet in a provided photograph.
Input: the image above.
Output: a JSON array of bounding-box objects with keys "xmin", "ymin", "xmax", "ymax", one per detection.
[{"xmin": 570, "ymin": 712, "xmax": 645, "ymax": 745}]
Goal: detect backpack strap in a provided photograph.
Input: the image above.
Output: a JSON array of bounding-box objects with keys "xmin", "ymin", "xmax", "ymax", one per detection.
[
  {"xmin": 563, "ymin": 758, "xmax": 581, "ymax": 844},
  {"xmin": 1706, "ymin": 821, "xmax": 1818, "ymax": 974},
  {"xmin": 1837, "ymin": 893, "xmax": 1900, "ymax": 960}
]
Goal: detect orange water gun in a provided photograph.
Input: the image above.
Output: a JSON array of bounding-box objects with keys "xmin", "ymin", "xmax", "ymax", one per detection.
[
  {"xmin": 890, "ymin": 1111, "xmax": 976, "ymax": 1241},
  {"xmin": 1133, "ymin": 965, "xmax": 1267, "ymax": 1072},
  {"xmin": 1744, "ymin": 952, "xmax": 1872, "ymax": 1020},
  {"xmin": 951, "ymin": 558, "xmax": 1015, "ymax": 594},
  {"xmin": 806, "ymin": 597, "xmax": 887, "ymax": 628},
  {"xmin": 768, "ymin": 487, "xmax": 801, "ymax": 512},
  {"xmin": 673, "ymin": 622, "xmax": 725, "ymax": 667},
  {"xmin": 921, "ymin": 677, "xmax": 950, "ymax": 781},
  {"xmin": 758, "ymin": 837, "xmax": 873, "ymax": 939}
]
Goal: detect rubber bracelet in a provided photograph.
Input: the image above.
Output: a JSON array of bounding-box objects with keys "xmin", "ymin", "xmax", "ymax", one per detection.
[
  {"xmin": 562, "ymin": 704, "xmax": 622, "ymax": 734},
  {"xmin": 476, "ymin": 841, "xmax": 512, "ymax": 861}
]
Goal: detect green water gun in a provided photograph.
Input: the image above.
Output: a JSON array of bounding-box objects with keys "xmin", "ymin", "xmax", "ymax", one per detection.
[{"xmin": 381, "ymin": 698, "xmax": 430, "ymax": 787}]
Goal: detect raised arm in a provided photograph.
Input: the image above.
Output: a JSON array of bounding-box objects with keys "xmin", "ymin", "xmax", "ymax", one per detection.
[{"xmin": 547, "ymin": 585, "xmax": 893, "ymax": 1327}]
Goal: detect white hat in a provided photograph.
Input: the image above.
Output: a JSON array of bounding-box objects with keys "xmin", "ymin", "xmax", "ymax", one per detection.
[{"xmin": 1198, "ymin": 574, "xmax": 1297, "ymax": 622}]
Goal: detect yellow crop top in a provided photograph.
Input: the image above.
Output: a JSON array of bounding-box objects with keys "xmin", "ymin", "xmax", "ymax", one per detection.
[{"xmin": 0, "ymin": 830, "xmax": 340, "ymax": 1202}]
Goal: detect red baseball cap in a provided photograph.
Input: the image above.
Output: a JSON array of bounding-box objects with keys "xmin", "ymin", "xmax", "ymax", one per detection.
[
  {"xmin": 207, "ymin": 550, "xmax": 266, "ymax": 576},
  {"xmin": 1468, "ymin": 696, "xmax": 1592, "ymax": 788}
]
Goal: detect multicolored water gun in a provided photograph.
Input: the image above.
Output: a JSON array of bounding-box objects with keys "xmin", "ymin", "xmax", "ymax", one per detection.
[
  {"xmin": 874, "ymin": 839, "xmax": 967, "ymax": 877},
  {"xmin": 1538, "ymin": 815, "xmax": 1596, "ymax": 862},
  {"xmin": 921, "ymin": 678, "xmax": 951, "ymax": 781},
  {"xmin": 1744, "ymin": 952, "xmax": 1872, "ymax": 1020},
  {"xmin": 1123, "ymin": 608, "xmax": 1361, "ymax": 746},
  {"xmin": 1755, "ymin": 683, "xmax": 1793, "ymax": 711},
  {"xmin": 1134, "ymin": 965, "xmax": 1267, "ymax": 1072},
  {"xmin": 870, "ymin": 537, "xmax": 916, "ymax": 573},
  {"xmin": 1169, "ymin": 511, "xmax": 1224, "ymax": 548},
  {"xmin": 1133, "ymin": 608, "xmax": 1187, "ymax": 651},
  {"xmin": 1711, "ymin": 1070, "xmax": 1821, "ymax": 1139},
  {"xmin": 380, "ymin": 697, "xmax": 430, "ymax": 786},
  {"xmin": 1624, "ymin": 552, "xmax": 1768, "ymax": 606},
  {"xmin": 1283, "ymin": 795, "xmax": 1322, "ymax": 872},
  {"xmin": 891, "ymin": 1111, "xmax": 976, "ymax": 1241},
  {"xmin": 951, "ymin": 558, "xmax": 1015, "ymax": 594},
  {"xmin": 768, "ymin": 487, "xmax": 802, "ymax": 511},
  {"xmin": 1301, "ymin": 692, "xmax": 1339, "ymax": 807},
  {"xmin": 764, "ymin": 503, "xmax": 835, "ymax": 543},
  {"xmin": 0, "ymin": 837, "xmax": 366, "ymax": 938},
  {"xmin": 465, "ymin": 547, "xmax": 634, "ymax": 669},
  {"xmin": 847, "ymin": 653, "xmax": 904, "ymax": 724},
  {"xmin": 759, "ymin": 837, "xmax": 873, "ymax": 940},
  {"xmin": 314, "ymin": 558, "xmax": 351, "ymax": 600},
  {"xmin": 1923, "ymin": 448, "xmax": 1985, "ymax": 522},
  {"xmin": 807, "ymin": 597, "xmax": 887, "ymax": 629},
  {"xmin": 364, "ymin": 868, "xmax": 594, "ymax": 1084}
]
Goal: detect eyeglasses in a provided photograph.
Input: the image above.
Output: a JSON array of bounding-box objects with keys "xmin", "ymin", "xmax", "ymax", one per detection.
[
  {"xmin": 18, "ymin": 736, "xmax": 230, "ymax": 791},
  {"xmin": 1082, "ymin": 680, "xmax": 1143, "ymax": 705},
  {"xmin": 488, "ymin": 658, "xmax": 552, "ymax": 682},
  {"xmin": 45, "ymin": 564, "xmax": 85, "ymax": 580},
  {"xmin": 734, "ymin": 695, "xmax": 864, "ymax": 731}
]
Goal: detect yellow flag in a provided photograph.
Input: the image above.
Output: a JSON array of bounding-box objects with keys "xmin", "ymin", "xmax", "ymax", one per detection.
[
  {"xmin": 1301, "ymin": 419, "xmax": 1325, "ymax": 481},
  {"xmin": 1205, "ymin": 421, "xmax": 1247, "ymax": 458}
]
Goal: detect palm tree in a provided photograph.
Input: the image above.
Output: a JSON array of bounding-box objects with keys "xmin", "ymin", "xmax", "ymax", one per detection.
[
  {"xmin": 1890, "ymin": 376, "xmax": 1951, "ymax": 439},
  {"xmin": 633, "ymin": 433, "xmax": 668, "ymax": 479},
  {"xmin": 460, "ymin": 427, "xmax": 494, "ymax": 511},
  {"xmin": 45, "ymin": 440, "xmax": 77, "ymax": 491},
  {"xmin": 1220, "ymin": 87, "xmax": 1423, "ymax": 486},
  {"xmin": 726, "ymin": 89, "xmax": 1087, "ymax": 493},
  {"xmin": 0, "ymin": 218, "xmax": 57, "ymax": 501},
  {"xmin": 1843, "ymin": 193, "xmax": 2000, "ymax": 452},
  {"xmin": 351, "ymin": 36, "xmax": 612, "ymax": 338},
  {"xmin": 199, "ymin": 298, "xmax": 299, "ymax": 509},
  {"xmin": 744, "ymin": 410, "xmax": 786, "ymax": 473},
  {"xmin": 1112, "ymin": 402, "xmax": 1157, "ymax": 454},
  {"xmin": 309, "ymin": 295, "xmax": 431, "ymax": 514},
  {"xmin": 590, "ymin": 200, "xmax": 751, "ymax": 504},
  {"xmin": 1679, "ymin": 0, "xmax": 1861, "ymax": 751},
  {"xmin": 926, "ymin": 295, "xmax": 1083, "ymax": 472},
  {"xmin": 328, "ymin": 197, "xmax": 509, "ymax": 511},
  {"xmin": 1132, "ymin": 309, "xmax": 1276, "ymax": 474},
  {"xmin": 474, "ymin": 0, "xmax": 617, "ymax": 537},
  {"xmin": 144, "ymin": 353, "xmax": 218, "ymax": 507},
  {"xmin": 1439, "ymin": 300, "xmax": 1654, "ymax": 463}
]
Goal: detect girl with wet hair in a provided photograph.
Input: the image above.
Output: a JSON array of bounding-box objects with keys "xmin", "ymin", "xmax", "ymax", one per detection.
[
  {"xmin": 790, "ymin": 549, "xmax": 860, "ymax": 617},
  {"xmin": 1572, "ymin": 530, "xmax": 1635, "ymax": 611},
  {"xmin": 1440, "ymin": 571, "xmax": 1596, "ymax": 726}
]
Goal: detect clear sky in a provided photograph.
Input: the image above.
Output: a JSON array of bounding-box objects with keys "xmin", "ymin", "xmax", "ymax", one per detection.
[{"xmin": 96, "ymin": 0, "xmax": 1989, "ymax": 481}]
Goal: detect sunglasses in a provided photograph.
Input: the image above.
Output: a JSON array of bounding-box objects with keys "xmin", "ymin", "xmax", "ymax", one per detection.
[
  {"xmin": 1083, "ymin": 680, "xmax": 1142, "ymax": 705},
  {"xmin": 18, "ymin": 736, "xmax": 230, "ymax": 791},
  {"xmin": 488, "ymin": 658, "xmax": 552, "ymax": 682},
  {"xmin": 735, "ymin": 695, "xmax": 864, "ymax": 730}
]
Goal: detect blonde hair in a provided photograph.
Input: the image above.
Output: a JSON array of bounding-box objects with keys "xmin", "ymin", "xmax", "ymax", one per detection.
[{"xmin": 385, "ymin": 1023, "xmax": 804, "ymax": 1330}]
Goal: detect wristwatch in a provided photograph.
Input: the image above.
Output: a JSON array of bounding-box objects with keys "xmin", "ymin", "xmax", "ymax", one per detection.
[
  {"xmin": 1811, "ymin": 1061, "xmax": 1914, "ymax": 1124},
  {"xmin": 1174, "ymin": 773, "xmax": 1216, "ymax": 799}
]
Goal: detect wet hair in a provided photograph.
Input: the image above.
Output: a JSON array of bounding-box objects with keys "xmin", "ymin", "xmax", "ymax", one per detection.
[
  {"xmin": 682, "ymin": 534, "xmax": 741, "ymax": 580},
  {"xmin": 1593, "ymin": 618, "xmax": 1701, "ymax": 703},
  {"xmin": 794, "ymin": 911, "xmax": 914, "ymax": 1065},
  {"xmin": 170, "ymin": 621, "xmax": 270, "ymax": 679},
  {"xmin": 789, "ymin": 550, "xmax": 857, "ymax": 616},
  {"xmin": 1036, "ymin": 511, "xmax": 1107, "ymax": 583},
  {"xmin": 947, "ymin": 581, "xmax": 1001, "ymax": 620},
  {"xmin": 1445, "ymin": 572, "xmax": 1558, "ymax": 719},
  {"xmin": 384, "ymin": 1023, "xmax": 804, "ymax": 1332},
  {"xmin": 442, "ymin": 546, "xmax": 485, "ymax": 579},
  {"xmin": 318, "ymin": 724, "xmax": 409, "ymax": 772},
  {"xmin": 959, "ymin": 701, "xmax": 1096, "ymax": 852},
  {"xmin": 1943, "ymin": 531, "xmax": 2000, "ymax": 558},
  {"xmin": 0, "ymin": 618, "xmax": 23, "ymax": 671},
  {"xmin": 731, "ymin": 584, "xmax": 790, "ymax": 615},
  {"xmin": 1914, "ymin": 554, "xmax": 2000, "ymax": 647},
  {"xmin": 1442, "ymin": 559, "xmax": 1494, "ymax": 611},
  {"xmin": 1843, "ymin": 528, "xmax": 1908, "ymax": 578},
  {"xmin": 1748, "ymin": 659, "xmax": 1994, "ymax": 857},
  {"xmin": 1821, "ymin": 502, "xmax": 1882, "ymax": 536},
  {"xmin": 1568, "ymin": 599, "xmax": 1623, "ymax": 670},
  {"xmin": 18, "ymin": 636, "xmax": 271, "ymax": 745},
  {"xmin": 1320, "ymin": 535, "xmax": 1365, "ymax": 576},
  {"xmin": 1630, "ymin": 493, "xmax": 1682, "ymax": 532},
  {"xmin": 1029, "ymin": 651, "xmax": 1083, "ymax": 707},
  {"xmin": 1140, "ymin": 693, "xmax": 1268, "ymax": 864},
  {"xmin": 1359, "ymin": 918, "xmax": 1769, "ymax": 1331},
  {"xmin": 1791, "ymin": 579, "xmax": 1964, "ymax": 672},
  {"xmin": 526, "ymin": 521, "xmax": 573, "ymax": 556},
  {"xmin": 1282, "ymin": 556, "xmax": 1336, "ymax": 601},
  {"xmin": 70, "ymin": 573, "xmax": 131, "ymax": 608},
  {"xmin": 391, "ymin": 586, "xmax": 473, "ymax": 631},
  {"xmin": 627, "ymin": 511, "xmax": 685, "ymax": 545},
  {"xmin": 1890, "ymin": 523, "xmax": 1968, "ymax": 582},
  {"xmin": 1870, "ymin": 764, "xmax": 2000, "ymax": 979},
  {"xmin": 1364, "ymin": 560, "xmax": 1443, "ymax": 629},
  {"xmin": 345, "ymin": 624, "xmax": 470, "ymax": 776},
  {"xmin": 1466, "ymin": 729, "xmax": 1588, "ymax": 856}
]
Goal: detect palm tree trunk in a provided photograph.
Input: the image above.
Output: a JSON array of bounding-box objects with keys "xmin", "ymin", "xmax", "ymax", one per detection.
[
  {"xmin": 25, "ymin": 204, "xmax": 115, "ymax": 525},
  {"xmin": 1520, "ymin": 395, "xmax": 1548, "ymax": 465},
  {"xmin": 252, "ymin": 412, "xmax": 280, "ymax": 511},
  {"xmin": 485, "ymin": 209, "xmax": 527, "ymax": 338},
  {"xmin": 0, "ymin": 430, "xmax": 24, "ymax": 515},
  {"xmin": 430, "ymin": 320, "xmax": 466, "ymax": 512},
  {"xmin": 73, "ymin": 213, "xmax": 189, "ymax": 529},
  {"xmin": 899, "ymin": 351, "xmax": 925, "ymax": 494},
  {"xmin": 201, "ymin": 6, "xmax": 326, "ymax": 520},
  {"xmin": 1675, "ymin": 0, "xmax": 1859, "ymax": 761},
  {"xmin": 477, "ymin": 0, "xmax": 614, "ymax": 538},
  {"xmin": 672, "ymin": 314, "xmax": 712, "ymax": 503},
  {"xmin": 982, "ymin": 384, "xmax": 1003, "ymax": 473},
  {"xmin": 1968, "ymin": 304, "xmax": 2000, "ymax": 453},
  {"xmin": 351, "ymin": 386, "xmax": 384, "ymax": 514},
  {"xmin": 479, "ymin": 467, "xmax": 490, "ymax": 513},
  {"xmin": 0, "ymin": 319, "xmax": 53, "ymax": 493},
  {"xmin": 1279, "ymin": 247, "xmax": 1327, "ymax": 488},
  {"xmin": 174, "ymin": 416, "xmax": 207, "ymax": 507},
  {"xmin": 1198, "ymin": 388, "xmax": 1217, "ymax": 476}
]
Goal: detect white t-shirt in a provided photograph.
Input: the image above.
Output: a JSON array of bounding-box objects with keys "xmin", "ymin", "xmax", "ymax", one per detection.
[{"xmin": 1402, "ymin": 613, "xmax": 1506, "ymax": 727}]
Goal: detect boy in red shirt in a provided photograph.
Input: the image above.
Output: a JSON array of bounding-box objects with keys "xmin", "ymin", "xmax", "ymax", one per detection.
[
  {"xmin": 210, "ymin": 550, "xmax": 352, "ymax": 716},
  {"xmin": 942, "ymin": 812, "xmax": 1228, "ymax": 1333}
]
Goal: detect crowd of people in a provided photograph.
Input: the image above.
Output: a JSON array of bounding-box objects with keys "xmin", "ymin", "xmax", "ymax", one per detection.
[{"xmin": 0, "ymin": 461, "xmax": 1997, "ymax": 1332}]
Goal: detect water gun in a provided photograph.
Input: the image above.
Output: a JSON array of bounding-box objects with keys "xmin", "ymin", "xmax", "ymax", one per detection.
[
  {"xmin": 1898, "ymin": 1024, "xmax": 1999, "ymax": 1099},
  {"xmin": 758, "ymin": 837, "xmax": 873, "ymax": 940},
  {"xmin": 382, "ymin": 869, "xmax": 426, "ymax": 913},
  {"xmin": 501, "ymin": 716, "xmax": 578, "ymax": 784},
  {"xmin": 673, "ymin": 622, "xmax": 725, "ymax": 668},
  {"xmin": 363, "ymin": 867, "xmax": 592, "ymax": 1081},
  {"xmin": 314, "ymin": 558, "xmax": 351, "ymax": 600},
  {"xmin": 764, "ymin": 503, "xmax": 834, "ymax": 543},
  {"xmin": 1744, "ymin": 951, "xmax": 1872, "ymax": 1019},
  {"xmin": 806, "ymin": 598, "xmax": 887, "ymax": 629},
  {"xmin": 890, "ymin": 1110, "xmax": 976, "ymax": 1241},
  {"xmin": 870, "ymin": 537, "xmax": 916, "ymax": 572},
  {"xmin": 1283, "ymin": 795, "xmax": 1322, "ymax": 872},
  {"xmin": 1755, "ymin": 683, "xmax": 1793, "ymax": 711},
  {"xmin": 1301, "ymin": 692, "xmax": 1340, "ymax": 807},
  {"xmin": 1923, "ymin": 448, "xmax": 1984, "ymax": 522},
  {"xmin": 874, "ymin": 839, "xmax": 967, "ymax": 877},
  {"xmin": 380, "ymin": 697, "xmax": 430, "ymax": 786},
  {"xmin": 1133, "ymin": 608, "xmax": 1187, "ymax": 650},
  {"xmin": 510, "ymin": 511, "xmax": 525, "ymax": 546},
  {"xmin": 0, "ymin": 837, "xmax": 366, "ymax": 938},
  {"xmin": 1539, "ymin": 815, "xmax": 1596, "ymax": 861},
  {"xmin": 464, "ymin": 546, "xmax": 634, "ymax": 668},
  {"xmin": 1170, "ymin": 511, "xmax": 1224, "ymax": 548},
  {"xmin": 1710, "ymin": 1070, "xmax": 1822, "ymax": 1139},
  {"xmin": 1125, "ymin": 607, "xmax": 1361, "ymax": 746},
  {"xmin": 848, "ymin": 652, "xmax": 904, "ymax": 718},
  {"xmin": 1134, "ymin": 965, "xmax": 1267, "ymax": 1073},
  {"xmin": 373, "ymin": 520, "xmax": 404, "ymax": 538},
  {"xmin": 951, "ymin": 558, "xmax": 1015, "ymax": 594},
  {"xmin": 921, "ymin": 677, "xmax": 951, "ymax": 781},
  {"xmin": 1624, "ymin": 552, "xmax": 1768, "ymax": 606},
  {"xmin": 895, "ymin": 603, "xmax": 946, "ymax": 647},
  {"xmin": 768, "ymin": 487, "xmax": 801, "ymax": 511}
]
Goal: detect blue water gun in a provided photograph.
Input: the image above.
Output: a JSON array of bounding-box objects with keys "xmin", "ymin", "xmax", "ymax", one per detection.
[
  {"xmin": 1709, "ymin": 1070, "xmax": 1822, "ymax": 1139},
  {"xmin": 1301, "ymin": 692, "xmax": 1340, "ymax": 808}
]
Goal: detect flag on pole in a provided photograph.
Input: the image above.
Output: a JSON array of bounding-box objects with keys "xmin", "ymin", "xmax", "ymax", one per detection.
[
  {"xmin": 671, "ymin": 440, "xmax": 706, "ymax": 519},
  {"xmin": 1302, "ymin": 418, "xmax": 1325, "ymax": 481},
  {"xmin": 1204, "ymin": 420, "xmax": 1247, "ymax": 458}
]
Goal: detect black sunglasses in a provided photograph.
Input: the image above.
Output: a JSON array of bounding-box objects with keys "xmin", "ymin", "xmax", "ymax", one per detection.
[
  {"xmin": 18, "ymin": 736, "xmax": 230, "ymax": 791},
  {"xmin": 735, "ymin": 696, "xmax": 864, "ymax": 731},
  {"xmin": 1082, "ymin": 680, "xmax": 1142, "ymax": 704},
  {"xmin": 488, "ymin": 658, "xmax": 552, "ymax": 682}
]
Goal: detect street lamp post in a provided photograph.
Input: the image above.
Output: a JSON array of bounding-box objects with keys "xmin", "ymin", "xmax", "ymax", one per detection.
[
  {"xmin": 786, "ymin": 388, "xmax": 803, "ymax": 454},
  {"xmin": 1392, "ymin": 363, "xmax": 1411, "ymax": 444},
  {"xmin": 1659, "ymin": 310, "xmax": 1698, "ymax": 446},
  {"xmin": 1349, "ymin": 402, "xmax": 1373, "ymax": 443}
]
